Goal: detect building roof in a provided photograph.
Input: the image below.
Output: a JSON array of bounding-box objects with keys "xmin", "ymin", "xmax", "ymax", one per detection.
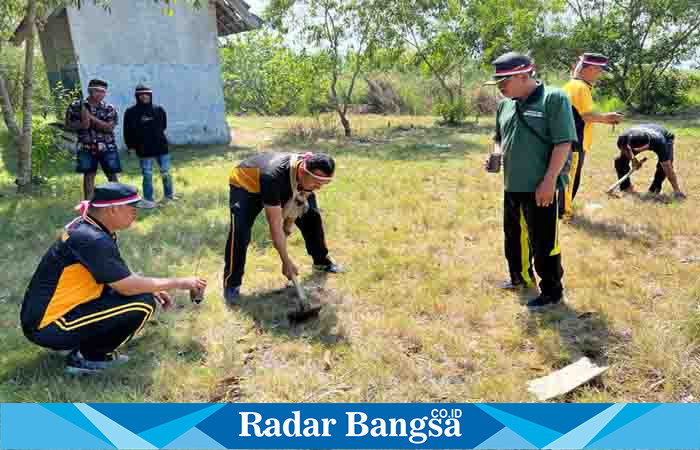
[
  {"xmin": 12, "ymin": 0, "xmax": 262, "ymax": 45},
  {"xmin": 214, "ymin": 0, "xmax": 263, "ymax": 36}
]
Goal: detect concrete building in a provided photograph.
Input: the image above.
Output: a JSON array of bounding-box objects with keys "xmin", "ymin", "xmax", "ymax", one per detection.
[{"xmin": 37, "ymin": 0, "xmax": 261, "ymax": 147}]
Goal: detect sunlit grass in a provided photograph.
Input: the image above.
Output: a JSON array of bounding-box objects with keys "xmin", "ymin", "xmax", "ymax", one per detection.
[{"xmin": 1, "ymin": 113, "xmax": 700, "ymax": 403}]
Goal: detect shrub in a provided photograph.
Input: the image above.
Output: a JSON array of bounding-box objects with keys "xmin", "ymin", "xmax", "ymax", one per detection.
[
  {"xmin": 31, "ymin": 116, "xmax": 71, "ymax": 182},
  {"xmin": 282, "ymin": 115, "xmax": 340, "ymax": 143},
  {"xmin": 468, "ymin": 83, "xmax": 500, "ymax": 123},
  {"xmin": 365, "ymin": 76, "xmax": 403, "ymax": 114},
  {"xmin": 220, "ymin": 30, "xmax": 331, "ymax": 116},
  {"xmin": 597, "ymin": 68, "xmax": 700, "ymax": 115},
  {"xmin": 435, "ymin": 96, "xmax": 469, "ymax": 125}
]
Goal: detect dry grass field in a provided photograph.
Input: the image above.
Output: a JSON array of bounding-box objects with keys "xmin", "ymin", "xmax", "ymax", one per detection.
[{"xmin": 1, "ymin": 113, "xmax": 699, "ymax": 403}]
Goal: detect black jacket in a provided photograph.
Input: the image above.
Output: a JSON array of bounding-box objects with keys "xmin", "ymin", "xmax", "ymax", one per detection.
[{"xmin": 123, "ymin": 102, "xmax": 169, "ymax": 157}]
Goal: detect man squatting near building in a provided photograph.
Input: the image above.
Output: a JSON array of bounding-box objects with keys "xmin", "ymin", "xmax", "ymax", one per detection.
[
  {"xmin": 20, "ymin": 183, "xmax": 207, "ymax": 375},
  {"xmin": 223, "ymin": 152, "xmax": 342, "ymax": 305},
  {"xmin": 485, "ymin": 52, "xmax": 578, "ymax": 308}
]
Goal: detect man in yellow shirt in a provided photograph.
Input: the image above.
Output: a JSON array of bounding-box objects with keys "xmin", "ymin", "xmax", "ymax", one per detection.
[{"xmin": 560, "ymin": 53, "xmax": 624, "ymax": 220}]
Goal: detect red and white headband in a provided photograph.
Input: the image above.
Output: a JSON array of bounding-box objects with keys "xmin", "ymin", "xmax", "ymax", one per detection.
[
  {"xmin": 90, "ymin": 194, "xmax": 142, "ymax": 207},
  {"xmin": 495, "ymin": 64, "xmax": 535, "ymax": 77},
  {"xmin": 580, "ymin": 56, "xmax": 608, "ymax": 66},
  {"xmin": 74, "ymin": 194, "xmax": 142, "ymax": 219},
  {"xmin": 301, "ymin": 152, "xmax": 333, "ymax": 182}
]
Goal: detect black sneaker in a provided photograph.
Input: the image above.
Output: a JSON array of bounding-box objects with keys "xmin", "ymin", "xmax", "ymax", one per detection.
[
  {"xmin": 527, "ymin": 294, "xmax": 562, "ymax": 309},
  {"xmin": 65, "ymin": 350, "xmax": 129, "ymax": 375},
  {"xmin": 224, "ymin": 286, "xmax": 241, "ymax": 305}
]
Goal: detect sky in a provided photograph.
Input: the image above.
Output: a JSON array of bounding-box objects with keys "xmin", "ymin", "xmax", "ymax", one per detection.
[
  {"xmin": 245, "ymin": 0, "xmax": 267, "ymax": 17},
  {"xmin": 239, "ymin": 0, "xmax": 697, "ymax": 69}
]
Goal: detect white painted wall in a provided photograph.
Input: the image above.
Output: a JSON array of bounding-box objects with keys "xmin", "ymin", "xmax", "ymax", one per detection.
[{"xmin": 66, "ymin": 0, "xmax": 231, "ymax": 147}]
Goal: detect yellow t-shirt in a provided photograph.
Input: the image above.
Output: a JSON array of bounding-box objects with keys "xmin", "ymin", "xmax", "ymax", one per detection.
[{"xmin": 562, "ymin": 79, "xmax": 593, "ymax": 152}]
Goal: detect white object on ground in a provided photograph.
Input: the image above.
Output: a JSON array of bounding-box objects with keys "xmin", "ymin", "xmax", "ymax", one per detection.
[{"xmin": 528, "ymin": 357, "xmax": 609, "ymax": 401}]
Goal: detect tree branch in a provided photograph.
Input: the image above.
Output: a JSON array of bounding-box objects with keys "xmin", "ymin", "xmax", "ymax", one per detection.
[
  {"xmin": 408, "ymin": 27, "xmax": 454, "ymax": 102},
  {"xmin": 648, "ymin": 18, "xmax": 700, "ymax": 80},
  {"xmin": 323, "ymin": 5, "xmax": 340, "ymax": 112},
  {"xmin": 566, "ymin": 0, "xmax": 586, "ymax": 22}
]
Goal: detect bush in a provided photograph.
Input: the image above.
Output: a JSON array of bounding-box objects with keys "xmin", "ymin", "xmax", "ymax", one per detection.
[
  {"xmin": 468, "ymin": 83, "xmax": 500, "ymax": 122},
  {"xmin": 597, "ymin": 68, "xmax": 700, "ymax": 115},
  {"xmin": 0, "ymin": 43, "xmax": 50, "ymax": 114},
  {"xmin": 366, "ymin": 71, "xmax": 435, "ymax": 115},
  {"xmin": 35, "ymin": 81, "xmax": 81, "ymax": 120},
  {"xmin": 281, "ymin": 115, "xmax": 340, "ymax": 143},
  {"xmin": 435, "ymin": 96, "xmax": 469, "ymax": 125},
  {"xmin": 596, "ymin": 96, "xmax": 626, "ymax": 113},
  {"xmin": 365, "ymin": 76, "xmax": 403, "ymax": 114},
  {"xmin": 220, "ymin": 30, "xmax": 331, "ymax": 116},
  {"xmin": 31, "ymin": 116, "xmax": 71, "ymax": 182},
  {"xmin": 641, "ymin": 71, "xmax": 700, "ymax": 114}
]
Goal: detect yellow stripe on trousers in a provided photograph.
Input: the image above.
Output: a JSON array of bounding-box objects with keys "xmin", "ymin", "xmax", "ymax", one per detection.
[
  {"xmin": 563, "ymin": 152, "xmax": 580, "ymax": 217},
  {"xmin": 55, "ymin": 304, "xmax": 153, "ymax": 331},
  {"xmin": 55, "ymin": 302, "xmax": 154, "ymax": 327},
  {"xmin": 116, "ymin": 307, "xmax": 154, "ymax": 349},
  {"xmin": 550, "ymin": 190, "xmax": 561, "ymax": 256},
  {"xmin": 223, "ymin": 213, "xmax": 236, "ymax": 286},
  {"xmin": 55, "ymin": 308, "xmax": 153, "ymax": 331},
  {"xmin": 519, "ymin": 207, "xmax": 533, "ymax": 287}
]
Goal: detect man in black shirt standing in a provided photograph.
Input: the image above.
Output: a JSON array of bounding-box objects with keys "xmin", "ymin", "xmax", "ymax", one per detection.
[
  {"xmin": 615, "ymin": 124, "xmax": 685, "ymax": 199},
  {"xmin": 224, "ymin": 152, "xmax": 341, "ymax": 304},
  {"xmin": 124, "ymin": 84, "xmax": 173, "ymax": 208}
]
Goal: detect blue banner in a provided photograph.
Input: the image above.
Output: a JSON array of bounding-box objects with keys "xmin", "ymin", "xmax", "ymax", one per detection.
[{"xmin": 2, "ymin": 403, "xmax": 699, "ymax": 449}]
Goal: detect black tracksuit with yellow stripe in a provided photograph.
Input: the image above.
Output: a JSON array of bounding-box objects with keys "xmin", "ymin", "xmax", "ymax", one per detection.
[
  {"xmin": 495, "ymin": 84, "xmax": 577, "ymax": 298},
  {"xmin": 20, "ymin": 216, "xmax": 155, "ymax": 360},
  {"xmin": 225, "ymin": 152, "xmax": 330, "ymax": 289}
]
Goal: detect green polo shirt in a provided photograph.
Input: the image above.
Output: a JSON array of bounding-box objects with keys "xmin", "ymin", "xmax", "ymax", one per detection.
[{"xmin": 494, "ymin": 83, "xmax": 577, "ymax": 192}]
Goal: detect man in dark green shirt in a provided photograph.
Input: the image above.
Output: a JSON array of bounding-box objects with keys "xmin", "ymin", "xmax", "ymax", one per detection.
[{"xmin": 485, "ymin": 52, "xmax": 578, "ymax": 308}]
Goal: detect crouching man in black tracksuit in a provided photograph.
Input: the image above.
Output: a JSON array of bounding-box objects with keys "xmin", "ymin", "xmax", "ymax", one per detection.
[
  {"xmin": 223, "ymin": 152, "xmax": 342, "ymax": 305},
  {"xmin": 20, "ymin": 183, "xmax": 207, "ymax": 375}
]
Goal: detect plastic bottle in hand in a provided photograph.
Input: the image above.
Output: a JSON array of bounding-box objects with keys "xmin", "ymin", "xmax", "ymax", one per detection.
[
  {"xmin": 190, "ymin": 286, "xmax": 204, "ymax": 304},
  {"xmin": 486, "ymin": 151, "xmax": 502, "ymax": 173}
]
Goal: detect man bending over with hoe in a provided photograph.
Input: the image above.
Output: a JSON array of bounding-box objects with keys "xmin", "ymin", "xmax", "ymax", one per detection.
[
  {"xmin": 223, "ymin": 152, "xmax": 342, "ymax": 305},
  {"xmin": 614, "ymin": 124, "xmax": 685, "ymax": 200}
]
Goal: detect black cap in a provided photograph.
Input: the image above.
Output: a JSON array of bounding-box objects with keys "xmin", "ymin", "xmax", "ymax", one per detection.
[
  {"xmin": 88, "ymin": 78, "xmax": 108, "ymax": 91},
  {"xmin": 484, "ymin": 52, "xmax": 534, "ymax": 85},
  {"xmin": 90, "ymin": 182, "xmax": 147, "ymax": 208},
  {"xmin": 580, "ymin": 52, "xmax": 610, "ymax": 72},
  {"xmin": 620, "ymin": 129, "xmax": 651, "ymax": 150},
  {"xmin": 135, "ymin": 84, "xmax": 152, "ymax": 95}
]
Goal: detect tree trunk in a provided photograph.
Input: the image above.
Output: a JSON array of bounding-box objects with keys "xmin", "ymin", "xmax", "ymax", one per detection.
[
  {"xmin": 16, "ymin": 0, "xmax": 37, "ymax": 194},
  {"xmin": 338, "ymin": 110, "xmax": 351, "ymax": 137},
  {"xmin": 0, "ymin": 66, "xmax": 22, "ymax": 139}
]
